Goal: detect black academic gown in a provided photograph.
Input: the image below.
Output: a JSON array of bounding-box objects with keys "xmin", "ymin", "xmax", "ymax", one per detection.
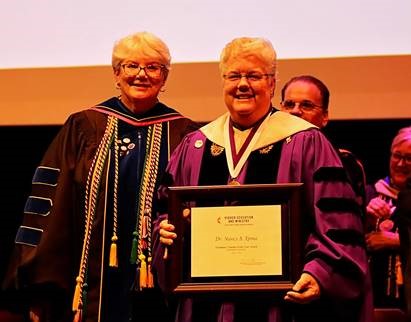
[{"xmin": 3, "ymin": 97, "xmax": 197, "ymax": 322}]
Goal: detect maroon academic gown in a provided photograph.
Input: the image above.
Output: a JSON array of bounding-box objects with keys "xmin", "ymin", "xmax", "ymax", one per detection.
[{"xmin": 153, "ymin": 111, "xmax": 373, "ymax": 322}]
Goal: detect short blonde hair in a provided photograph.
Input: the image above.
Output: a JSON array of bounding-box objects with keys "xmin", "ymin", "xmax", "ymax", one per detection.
[
  {"xmin": 112, "ymin": 31, "xmax": 171, "ymax": 73},
  {"xmin": 391, "ymin": 126, "xmax": 411, "ymax": 151},
  {"xmin": 219, "ymin": 37, "xmax": 277, "ymax": 77}
]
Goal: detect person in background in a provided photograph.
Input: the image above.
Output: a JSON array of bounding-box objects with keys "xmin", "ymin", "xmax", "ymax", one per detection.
[
  {"xmin": 366, "ymin": 126, "xmax": 411, "ymax": 312},
  {"xmin": 279, "ymin": 75, "xmax": 367, "ymax": 213},
  {"xmin": 397, "ymin": 176, "xmax": 411, "ymax": 321},
  {"xmin": 154, "ymin": 37, "xmax": 372, "ymax": 322},
  {"xmin": 2, "ymin": 31, "xmax": 197, "ymax": 322}
]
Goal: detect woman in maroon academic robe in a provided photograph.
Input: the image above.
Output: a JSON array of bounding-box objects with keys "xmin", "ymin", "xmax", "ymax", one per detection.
[
  {"xmin": 366, "ymin": 127, "xmax": 411, "ymax": 312},
  {"xmin": 153, "ymin": 37, "xmax": 373, "ymax": 322}
]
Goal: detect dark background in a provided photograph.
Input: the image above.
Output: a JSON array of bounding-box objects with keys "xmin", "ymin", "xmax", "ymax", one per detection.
[{"xmin": 1, "ymin": 118, "xmax": 410, "ymax": 284}]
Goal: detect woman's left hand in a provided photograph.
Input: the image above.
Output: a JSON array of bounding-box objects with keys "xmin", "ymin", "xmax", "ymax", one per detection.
[{"xmin": 365, "ymin": 231, "xmax": 400, "ymax": 251}]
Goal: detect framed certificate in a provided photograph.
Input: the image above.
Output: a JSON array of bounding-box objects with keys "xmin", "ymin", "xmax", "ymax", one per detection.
[{"xmin": 164, "ymin": 183, "xmax": 304, "ymax": 295}]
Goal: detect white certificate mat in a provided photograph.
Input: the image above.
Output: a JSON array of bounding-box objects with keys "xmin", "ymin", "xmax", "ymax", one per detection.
[{"xmin": 191, "ymin": 205, "xmax": 282, "ymax": 277}]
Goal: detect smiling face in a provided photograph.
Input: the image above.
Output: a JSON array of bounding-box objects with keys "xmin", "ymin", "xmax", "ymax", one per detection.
[
  {"xmin": 222, "ymin": 55, "xmax": 275, "ymax": 128},
  {"xmin": 281, "ymin": 80, "xmax": 328, "ymax": 128},
  {"xmin": 114, "ymin": 56, "xmax": 167, "ymax": 114},
  {"xmin": 390, "ymin": 139, "xmax": 411, "ymax": 189}
]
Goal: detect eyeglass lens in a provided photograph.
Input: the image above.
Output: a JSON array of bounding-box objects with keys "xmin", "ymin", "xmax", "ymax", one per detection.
[
  {"xmin": 122, "ymin": 63, "xmax": 163, "ymax": 77},
  {"xmin": 391, "ymin": 152, "xmax": 411, "ymax": 164},
  {"xmin": 282, "ymin": 100, "xmax": 319, "ymax": 110}
]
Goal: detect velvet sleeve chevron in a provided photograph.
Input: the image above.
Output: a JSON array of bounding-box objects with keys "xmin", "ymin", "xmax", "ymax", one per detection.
[
  {"xmin": 278, "ymin": 128, "xmax": 369, "ymax": 302},
  {"xmin": 314, "ymin": 167, "xmax": 364, "ymax": 248},
  {"xmin": 3, "ymin": 110, "xmax": 107, "ymax": 297}
]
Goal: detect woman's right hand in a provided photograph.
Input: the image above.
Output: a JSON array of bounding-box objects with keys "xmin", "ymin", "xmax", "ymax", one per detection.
[
  {"xmin": 159, "ymin": 219, "xmax": 177, "ymax": 246},
  {"xmin": 366, "ymin": 197, "xmax": 392, "ymax": 219}
]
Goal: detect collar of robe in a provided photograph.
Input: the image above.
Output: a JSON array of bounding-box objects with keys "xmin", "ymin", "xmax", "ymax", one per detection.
[{"xmin": 91, "ymin": 96, "xmax": 184, "ymax": 126}]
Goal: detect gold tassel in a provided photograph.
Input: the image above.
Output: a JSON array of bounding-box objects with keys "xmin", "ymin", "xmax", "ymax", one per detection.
[
  {"xmin": 73, "ymin": 309, "xmax": 82, "ymax": 322},
  {"xmin": 139, "ymin": 254, "xmax": 147, "ymax": 290},
  {"xmin": 396, "ymin": 255, "xmax": 403, "ymax": 285},
  {"xmin": 72, "ymin": 276, "xmax": 82, "ymax": 311},
  {"xmin": 147, "ymin": 257, "xmax": 154, "ymax": 288},
  {"xmin": 109, "ymin": 235, "xmax": 118, "ymax": 268}
]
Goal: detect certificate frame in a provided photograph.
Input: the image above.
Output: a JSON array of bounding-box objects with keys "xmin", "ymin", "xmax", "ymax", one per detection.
[{"xmin": 164, "ymin": 183, "xmax": 304, "ymax": 295}]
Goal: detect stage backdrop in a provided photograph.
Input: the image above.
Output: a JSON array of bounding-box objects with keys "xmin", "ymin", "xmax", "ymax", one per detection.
[
  {"xmin": 1, "ymin": 55, "xmax": 411, "ymax": 125},
  {"xmin": 1, "ymin": 0, "xmax": 411, "ymax": 124}
]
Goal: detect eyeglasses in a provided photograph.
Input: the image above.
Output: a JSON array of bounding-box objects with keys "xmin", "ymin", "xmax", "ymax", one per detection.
[
  {"xmin": 281, "ymin": 100, "xmax": 323, "ymax": 112},
  {"xmin": 391, "ymin": 152, "xmax": 411, "ymax": 165},
  {"xmin": 223, "ymin": 72, "xmax": 274, "ymax": 83},
  {"xmin": 121, "ymin": 62, "xmax": 165, "ymax": 78}
]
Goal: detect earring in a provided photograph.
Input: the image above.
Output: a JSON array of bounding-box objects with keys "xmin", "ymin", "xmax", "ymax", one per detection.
[{"xmin": 115, "ymin": 82, "xmax": 121, "ymax": 89}]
